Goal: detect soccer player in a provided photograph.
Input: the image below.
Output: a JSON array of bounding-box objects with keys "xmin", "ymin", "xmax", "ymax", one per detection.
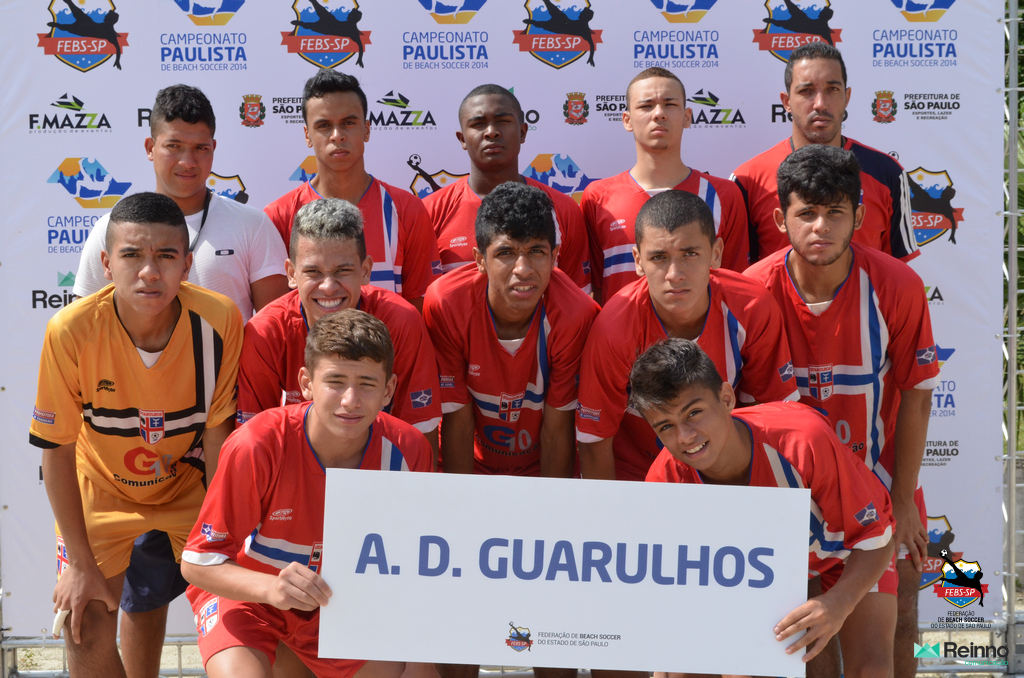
[
  {"xmin": 31, "ymin": 192, "xmax": 242, "ymax": 678},
  {"xmin": 731, "ymin": 42, "xmax": 917, "ymax": 263},
  {"xmin": 265, "ymin": 69, "xmax": 441, "ymax": 311},
  {"xmin": 581, "ymin": 67, "xmax": 749, "ymax": 304},
  {"xmin": 181, "ymin": 309, "xmax": 433, "ymax": 678},
  {"xmin": 425, "ymin": 84, "xmax": 591, "ymax": 292},
  {"xmin": 636, "ymin": 339, "xmax": 897, "ymax": 675},
  {"xmin": 745, "ymin": 144, "xmax": 938, "ymax": 678},
  {"xmin": 575, "ymin": 190, "xmax": 797, "ymax": 482},
  {"xmin": 238, "ymin": 198, "xmax": 442, "ymax": 461}
]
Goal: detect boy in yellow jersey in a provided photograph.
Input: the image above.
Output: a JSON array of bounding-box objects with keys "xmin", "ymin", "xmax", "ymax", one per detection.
[{"xmin": 30, "ymin": 192, "xmax": 242, "ymax": 678}]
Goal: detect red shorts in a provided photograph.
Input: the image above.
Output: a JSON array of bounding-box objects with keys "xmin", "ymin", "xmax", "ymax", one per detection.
[
  {"xmin": 187, "ymin": 587, "xmax": 366, "ymax": 677},
  {"xmin": 820, "ymin": 549, "xmax": 899, "ymax": 596}
]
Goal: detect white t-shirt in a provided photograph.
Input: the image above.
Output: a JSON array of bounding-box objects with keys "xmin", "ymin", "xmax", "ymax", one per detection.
[{"xmin": 74, "ymin": 193, "xmax": 287, "ymax": 321}]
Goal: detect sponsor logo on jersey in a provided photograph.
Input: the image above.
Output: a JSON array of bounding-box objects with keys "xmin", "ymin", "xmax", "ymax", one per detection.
[
  {"xmin": 29, "ymin": 94, "xmax": 112, "ymax": 135},
  {"xmin": 404, "ymin": 1, "xmax": 489, "ymax": 66},
  {"xmin": 38, "ymin": 0, "xmax": 129, "ymax": 73},
  {"xmin": 808, "ymin": 364, "xmax": 833, "ymax": 401},
  {"xmin": 440, "ymin": 375, "xmax": 456, "ymax": 388},
  {"xmin": 752, "ymin": 0, "xmax": 842, "ymax": 63},
  {"xmin": 170, "ymin": 0, "xmax": 246, "ymax": 26},
  {"xmin": 908, "ymin": 168, "xmax": 963, "ymax": 246},
  {"xmin": 140, "ymin": 409, "xmax": 165, "ymax": 444},
  {"xmin": 56, "ymin": 536, "xmax": 70, "ymax": 577},
  {"xmin": 778, "ymin": 361, "xmax": 794, "ymax": 383},
  {"xmin": 932, "ymin": 549, "xmax": 987, "ymax": 608},
  {"xmin": 96, "ymin": 379, "xmax": 115, "ymax": 392},
  {"xmin": 123, "ymin": 447, "xmax": 178, "ymax": 478},
  {"xmin": 407, "ymin": 154, "xmax": 468, "ymax": 199},
  {"xmin": 48, "ymin": 158, "xmax": 131, "ymax": 209},
  {"xmin": 577, "ymin": 403, "xmax": 601, "ymax": 422},
  {"xmin": 289, "ymin": 156, "xmax": 318, "ymax": 183},
  {"xmin": 687, "ymin": 89, "xmax": 745, "ymax": 128},
  {"xmin": 648, "ymin": 0, "xmax": 718, "ymax": 23},
  {"xmin": 468, "ymin": 364, "xmax": 481, "ymax": 377},
  {"xmin": 872, "ymin": 90, "xmax": 897, "ymax": 123},
  {"xmin": 236, "ymin": 410, "xmax": 257, "ymax": 425},
  {"xmin": 33, "ymin": 407, "xmax": 56, "ymax": 425},
  {"xmin": 198, "ymin": 598, "xmax": 219, "ymax": 636},
  {"xmin": 889, "ymin": 0, "xmax": 957, "ymax": 22},
  {"xmin": 916, "ymin": 344, "xmax": 937, "ymax": 365},
  {"xmin": 370, "ymin": 92, "xmax": 436, "ymax": 130},
  {"xmin": 513, "ymin": 0, "xmax": 603, "ymax": 70},
  {"xmin": 411, "ymin": 389, "xmax": 434, "ymax": 409},
  {"xmin": 270, "ymin": 508, "xmax": 294, "ymax": 521},
  {"xmin": 200, "ymin": 522, "xmax": 228, "ymax": 542},
  {"xmin": 207, "ymin": 172, "xmax": 249, "ymax": 203},
  {"xmin": 506, "ymin": 622, "xmax": 533, "ymax": 652},
  {"xmin": 281, "ymin": 0, "xmax": 371, "ymax": 70},
  {"xmin": 902, "ymin": 91, "xmax": 961, "ymax": 121},
  {"xmin": 523, "ymin": 153, "xmax": 598, "ymax": 204},
  {"xmin": 564, "ymin": 92, "xmax": 589, "ymax": 125},
  {"xmin": 449, "ymin": 236, "xmax": 469, "ymax": 248},
  {"xmin": 239, "ymin": 94, "xmax": 266, "ymax": 128},
  {"xmin": 854, "ymin": 502, "xmax": 878, "ymax": 526}
]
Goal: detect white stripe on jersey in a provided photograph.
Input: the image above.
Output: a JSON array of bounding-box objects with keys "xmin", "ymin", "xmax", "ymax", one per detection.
[
  {"xmin": 199, "ymin": 316, "xmax": 217, "ymax": 418},
  {"xmin": 601, "ymin": 244, "xmax": 636, "ymax": 278},
  {"xmin": 180, "ymin": 550, "xmax": 229, "ymax": 566},
  {"xmin": 442, "ymin": 260, "xmax": 472, "ymax": 274},
  {"xmin": 243, "ymin": 524, "xmax": 313, "ymax": 570},
  {"xmin": 896, "ymin": 171, "xmax": 918, "ymax": 257},
  {"xmin": 84, "ymin": 408, "xmax": 211, "ymax": 433},
  {"xmin": 369, "ymin": 182, "xmax": 401, "ymax": 295},
  {"xmin": 695, "ymin": 176, "xmax": 723, "ymax": 233},
  {"xmin": 720, "ymin": 300, "xmax": 747, "ymax": 401},
  {"xmin": 379, "ymin": 437, "xmax": 411, "ymax": 472},
  {"xmin": 853, "ymin": 526, "xmax": 893, "ymax": 551}
]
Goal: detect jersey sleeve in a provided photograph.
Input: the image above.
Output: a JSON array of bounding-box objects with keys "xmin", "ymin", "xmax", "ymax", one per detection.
[
  {"xmin": 735, "ymin": 290, "xmax": 799, "ymax": 404},
  {"xmin": 29, "ymin": 315, "xmax": 84, "ymax": 448},
  {"xmin": 645, "ymin": 450, "xmax": 690, "ymax": 483},
  {"xmin": 881, "ymin": 267, "xmax": 940, "ymax": 390},
  {"xmin": 246, "ymin": 211, "xmax": 288, "ymax": 283},
  {"xmin": 581, "ymin": 185, "xmax": 608, "ymax": 301},
  {"xmin": 422, "ymin": 282, "xmax": 469, "ymax": 412},
  {"xmin": 263, "ymin": 196, "xmax": 292, "ymax": 247},
  {"xmin": 396, "ymin": 194, "xmax": 442, "ymax": 302},
  {"xmin": 208, "ymin": 306, "xmax": 244, "ymax": 429},
  {"xmin": 553, "ymin": 199, "xmax": 592, "ymax": 293},
  {"xmin": 237, "ymin": 319, "xmax": 287, "ymax": 423},
  {"xmin": 386, "ymin": 304, "xmax": 443, "ymax": 432},
  {"xmin": 73, "ymin": 215, "xmax": 110, "ymax": 298},
  {"xmin": 889, "ymin": 169, "xmax": 919, "ymax": 261},
  {"xmin": 715, "ymin": 180, "xmax": 751, "ymax": 273},
  {"xmin": 574, "ymin": 308, "xmax": 634, "ymax": 441},
  {"xmin": 729, "ymin": 169, "xmax": 762, "ymax": 265},
  {"xmin": 545, "ymin": 293, "xmax": 599, "ymax": 411}
]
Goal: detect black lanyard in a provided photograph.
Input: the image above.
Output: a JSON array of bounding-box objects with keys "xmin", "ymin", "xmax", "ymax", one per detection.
[{"xmin": 188, "ymin": 189, "xmax": 213, "ymax": 253}]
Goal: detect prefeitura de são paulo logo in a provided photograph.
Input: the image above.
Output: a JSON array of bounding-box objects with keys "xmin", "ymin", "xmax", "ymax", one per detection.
[
  {"xmin": 907, "ymin": 167, "xmax": 964, "ymax": 246},
  {"xmin": 418, "ymin": 0, "xmax": 486, "ymax": 23},
  {"xmin": 872, "ymin": 90, "xmax": 898, "ymax": 123},
  {"xmin": 239, "ymin": 94, "xmax": 266, "ymax": 128},
  {"xmin": 281, "ymin": 0, "xmax": 370, "ymax": 69},
  {"xmin": 513, "ymin": 0, "xmax": 602, "ymax": 69},
  {"xmin": 38, "ymin": 0, "xmax": 129, "ymax": 72},
  {"xmin": 649, "ymin": 0, "xmax": 719, "ymax": 23},
  {"xmin": 523, "ymin": 153, "xmax": 598, "ymax": 204},
  {"xmin": 752, "ymin": 0, "xmax": 842, "ymax": 63},
  {"xmin": 407, "ymin": 155, "xmax": 467, "ymax": 199},
  {"xmin": 48, "ymin": 158, "xmax": 131, "ymax": 208},
  {"xmin": 169, "ymin": 0, "xmax": 245, "ymax": 25},
  {"xmin": 890, "ymin": 0, "xmax": 957, "ymax": 22}
]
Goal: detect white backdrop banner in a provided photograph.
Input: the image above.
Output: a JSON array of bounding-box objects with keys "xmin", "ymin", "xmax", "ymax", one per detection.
[
  {"xmin": 319, "ymin": 471, "xmax": 809, "ymax": 675},
  {"xmin": 0, "ymin": 0, "xmax": 1004, "ymax": 635}
]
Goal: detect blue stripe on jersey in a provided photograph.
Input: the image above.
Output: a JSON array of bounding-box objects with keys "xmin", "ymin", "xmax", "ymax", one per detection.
[
  {"xmin": 866, "ymin": 279, "xmax": 885, "ymax": 478},
  {"xmin": 809, "ymin": 512, "xmax": 846, "ymax": 554},
  {"xmin": 382, "ymin": 190, "xmax": 395, "ymax": 244},
  {"xmin": 726, "ymin": 309, "xmax": 743, "ymax": 389},
  {"xmin": 538, "ymin": 307, "xmax": 550, "ymax": 401},
  {"xmin": 603, "ymin": 251, "xmax": 635, "ymax": 269},
  {"xmin": 473, "ymin": 397, "xmax": 500, "ymax": 414},
  {"xmin": 774, "ymin": 451, "xmax": 802, "ymax": 489},
  {"xmin": 247, "ymin": 528, "xmax": 311, "ymax": 566},
  {"xmin": 388, "ymin": 444, "xmax": 404, "ymax": 471},
  {"xmin": 796, "ymin": 372, "xmax": 876, "ymax": 389},
  {"xmin": 370, "ymin": 270, "xmax": 397, "ymax": 284},
  {"xmin": 703, "ymin": 180, "xmax": 717, "ymax": 215}
]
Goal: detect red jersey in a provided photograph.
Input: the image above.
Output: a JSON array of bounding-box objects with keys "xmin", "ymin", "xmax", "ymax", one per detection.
[
  {"xmin": 576, "ymin": 270, "xmax": 798, "ymax": 482},
  {"xmin": 182, "ymin": 404, "xmax": 431, "ymax": 578},
  {"xmin": 424, "ymin": 176, "xmax": 591, "ymax": 292},
  {"xmin": 581, "ymin": 169, "xmax": 750, "ymax": 301},
  {"xmin": 264, "ymin": 178, "xmax": 442, "ymax": 302},
  {"xmin": 424, "ymin": 266, "xmax": 599, "ymax": 475},
  {"xmin": 646, "ymin": 402, "xmax": 895, "ymax": 580},
  {"xmin": 745, "ymin": 243, "xmax": 940, "ymax": 490},
  {"xmin": 731, "ymin": 137, "xmax": 918, "ymax": 263},
  {"xmin": 236, "ymin": 288, "xmax": 441, "ymax": 432}
]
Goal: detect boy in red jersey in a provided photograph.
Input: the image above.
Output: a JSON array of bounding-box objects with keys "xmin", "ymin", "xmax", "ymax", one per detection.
[
  {"xmin": 576, "ymin": 190, "xmax": 796, "ymax": 482},
  {"xmin": 264, "ymin": 69, "xmax": 440, "ymax": 310},
  {"xmin": 238, "ymin": 198, "xmax": 441, "ymax": 462},
  {"xmin": 731, "ymin": 42, "xmax": 916, "ymax": 264},
  {"xmin": 636, "ymin": 339, "xmax": 896, "ymax": 676},
  {"xmin": 182, "ymin": 309, "xmax": 433, "ymax": 678},
  {"xmin": 425, "ymin": 84, "xmax": 590, "ymax": 292},
  {"xmin": 581, "ymin": 67, "xmax": 748, "ymax": 303},
  {"xmin": 745, "ymin": 143, "xmax": 939, "ymax": 678}
]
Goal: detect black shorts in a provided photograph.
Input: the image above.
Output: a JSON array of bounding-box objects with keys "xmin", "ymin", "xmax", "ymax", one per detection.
[{"xmin": 120, "ymin": 530, "xmax": 189, "ymax": 613}]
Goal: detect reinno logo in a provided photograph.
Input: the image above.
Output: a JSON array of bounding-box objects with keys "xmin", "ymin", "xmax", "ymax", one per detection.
[
  {"xmin": 169, "ymin": 0, "xmax": 245, "ymax": 26},
  {"xmin": 38, "ymin": 0, "xmax": 129, "ymax": 72},
  {"xmin": 649, "ymin": 0, "xmax": 718, "ymax": 23},
  {"xmin": 752, "ymin": 0, "xmax": 842, "ymax": 63},
  {"xmin": 524, "ymin": 153, "xmax": 597, "ymax": 204},
  {"xmin": 506, "ymin": 622, "xmax": 533, "ymax": 652},
  {"xmin": 48, "ymin": 158, "xmax": 131, "ymax": 208},
  {"xmin": 907, "ymin": 167, "xmax": 963, "ymax": 246},
  {"xmin": 407, "ymin": 155, "xmax": 467, "ymax": 199},
  {"xmin": 418, "ymin": 0, "xmax": 487, "ymax": 24},
  {"xmin": 281, "ymin": 0, "xmax": 371, "ymax": 69},
  {"xmin": 513, "ymin": 0, "xmax": 602, "ymax": 69},
  {"xmin": 932, "ymin": 549, "xmax": 987, "ymax": 608},
  {"xmin": 890, "ymin": 0, "xmax": 956, "ymax": 23},
  {"xmin": 29, "ymin": 94, "xmax": 112, "ymax": 134}
]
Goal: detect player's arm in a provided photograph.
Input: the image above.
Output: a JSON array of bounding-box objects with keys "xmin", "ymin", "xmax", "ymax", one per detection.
[
  {"xmin": 440, "ymin": 404, "xmax": 475, "ymax": 474},
  {"xmin": 250, "ymin": 274, "xmax": 290, "ymax": 312},
  {"xmin": 539, "ymin": 404, "xmax": 575, "ymax": 478},
  {"xmin": 42, "ymin": 443, "xmax": 119, "ymax": 643},
  {"xmin": 578, "ymin": 438, "xmax": 616, "ymax": 480},
  {"xmin": 890, "ymin": 387, "xmax": 932, "ymax": 570},
  {"xmin": 774, "ymin": 538, "xmax": 895, "ymax": 662},
  {"xmin": 202, "ymin": 418, "xmax": 234, "ymax": 482},
  {"xmin": 181, "ymin": 559, "xmax": 330, "ymax": 612}
]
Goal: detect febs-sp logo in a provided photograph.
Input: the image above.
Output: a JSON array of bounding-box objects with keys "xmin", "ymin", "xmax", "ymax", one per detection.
[
  {"xmin": 933, "ymin": 549, "xmax": 986, "ymax": 608},
  {"xmin": 407, "ymin": 155, "xmax": 467, "ymax": 200},
  {"xmin": 890, "ymin": 0, "xmax": 956, "ymax": 22},
  {"xmin": 48, "ymin": 158, "xmax": 131, "ymax": 208},
  {"xmin": 524, "ymin": 154, "xmax": 597, "ymax": 204},
  {"xmin": 38, "ymin": 0, "xmax": 128, "ymax": 72},
  {"xmin": 752, "ymin": 0, "xmax": 841, "ymax": 63},
  {"xmin": 907, "ymin": 168, "xmax": 963, "ymax": 246},
  {"xmin": 281, "ymin": 0, "xmax": 370, "ymax": 69},
  {"xmin": 513, "ymin": 0, "xmax": 602, "ymax": 69},
  {"xmin": 419, "ymin": 0, "xmax": 486, "ymax": 23},
  {"xmin": 169, "ymin": 0, "xmax": 245, "ymax": 26},
  {"xmin": 289, "ymin": 156, "xmax": 318, "ymax": 183},
  {"xmin": 506, "ymin": 623, "xmax": 533, "ymax": 652},
  {"xmin": 649, "ymin": 0, "xmax": 718, "ymax": 23}
]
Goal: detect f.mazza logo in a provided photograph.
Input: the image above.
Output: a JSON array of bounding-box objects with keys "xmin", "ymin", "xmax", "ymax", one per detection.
[
  {"xmin": 29, "ymin": 94, "xmax": 111, "ymax": 134},
  {"xmin": 370, "ymin": 92, "xmax": 436, "ymax": 129}
]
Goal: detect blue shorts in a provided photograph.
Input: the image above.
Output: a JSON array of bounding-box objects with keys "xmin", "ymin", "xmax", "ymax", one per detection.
[{"xmin": 120, "ymin": 530, "xmax": 189, "ymax": 613}]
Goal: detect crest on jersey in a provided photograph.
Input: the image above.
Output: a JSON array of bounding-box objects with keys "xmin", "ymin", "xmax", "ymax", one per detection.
[
  {"xmin": 854, "ymin": 502, "xmax": 878, "ymax": 526},
  {"xmin": 778, "ymin": 361, "xmax": 795, "ymax": 383},
  {"xmin": 753, "ymin": 0, "xmax": 842, "ymax": 63},
  {"xmin": 920, "ymin": 515, "xmax": 959, "ymax": 588},
  {"xmin": 310, "ymin": 542, "xmax": 324, "ymax": 573},
  {"xmin": 808, "ymin": 364, "xmax": 833, "ymax": 401},
  {"xmin": 907, "ymin": 168, "xmax": 964, "ymax": 246},
  {"xmin": 407, "ymin": 154, "xmax": 468, "ymax": 199},
  {"xmin": 198, "ymin": 598, "xmax": 219, "ymax": 636},
  {"xmin": 140, "ymin": 409, "xmax": 165, "ymax": 444},
  {"xmin": 56, "ymin": 536, "xmax": 70, "ymax": 577},
  {"xmin": 499, "ymin": 391, "xmax": 525, "ymax": 422}
]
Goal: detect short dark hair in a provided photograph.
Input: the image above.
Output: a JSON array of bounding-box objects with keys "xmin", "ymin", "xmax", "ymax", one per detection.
[
  {"xmin": 784, "ymin": 42, "xmax": 847, "ymax": 92},
  {"xmin": 776, "ymin": 144, "xmax": 861, "ymax": 213},
  {"xmin": 302, "ymin": 69, "xmax": 367, "ymax": 123},
  {"xmin": 458, "ymin": 84, "xmax": 524, "ymax": 124},
  {"xmin": 290, "ymin": 198, "xmax": 366, "ymax": 261},
  {"xmin": 626, "ymin": 67, "xmax": 686, "ymax": 109},
  {"xmin": 635, "ymin": 190, "xmax": 716, "ymax": 248},
  {"xmin": 151, "ymin": 84, "xmax": 216, "ymax": 137},
  {"xmin": 106, "ymin": 192, "xmax": 188, "ymax": 253},
  {"xmin": 475, "ymin": 182, "xmax": 556, "ymax": 253},
  {"xmin": 305, "ymin": 308, "xmax": 394, "ymax": 378},
  {"xmin": 628, "ymin": 338, "xmax": 723, "ymax": 414}
]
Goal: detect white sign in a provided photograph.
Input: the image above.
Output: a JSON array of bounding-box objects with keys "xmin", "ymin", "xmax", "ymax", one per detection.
[{"xmin": 319, "ymin": 471, "xmax": 809, "ymax": 676}]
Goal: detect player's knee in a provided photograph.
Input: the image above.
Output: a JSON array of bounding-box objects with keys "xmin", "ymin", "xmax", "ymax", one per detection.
[
  {"xmin": 66, "ymin": 599, "xmax": 119, "ymax": 651},
  {"xmin": 842, "ymin": 654, "xmax": 893, "ymax": 678}
]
